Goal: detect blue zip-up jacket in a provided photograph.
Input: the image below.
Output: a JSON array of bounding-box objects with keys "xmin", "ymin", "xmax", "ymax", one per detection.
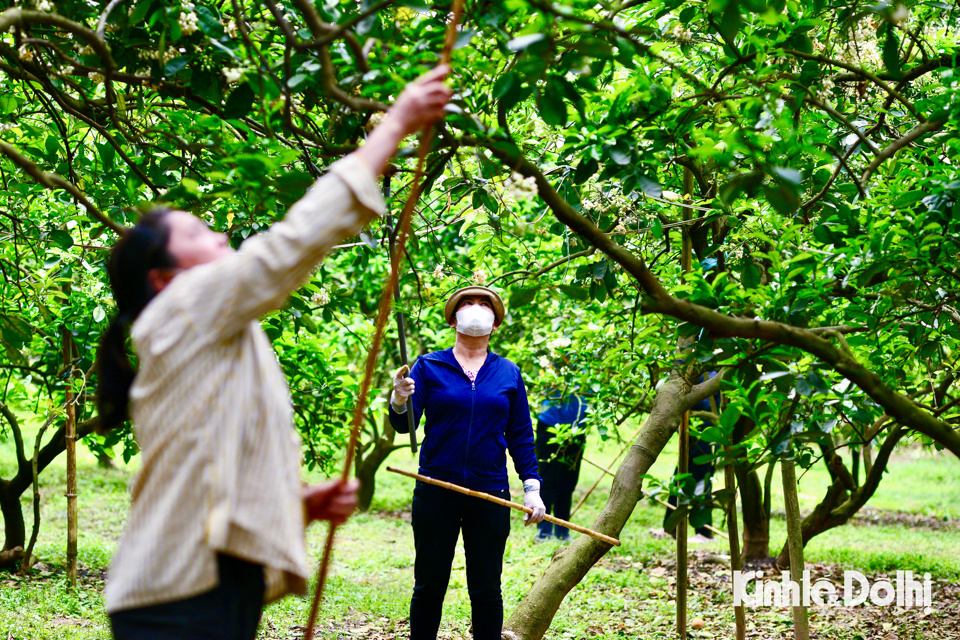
[{"xmin": 389, "ymin": 347, "xmax": 541, "ymax": 491}]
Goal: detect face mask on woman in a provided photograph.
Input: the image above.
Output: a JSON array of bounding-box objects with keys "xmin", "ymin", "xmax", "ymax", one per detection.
[{"xmin": 456, "ymin": 305, "xmax": 495, "ymax": 337}]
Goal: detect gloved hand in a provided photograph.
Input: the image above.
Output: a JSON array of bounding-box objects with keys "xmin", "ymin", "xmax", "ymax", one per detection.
[
  {"xmin": 392, "ymin": 364, "xmax": 415, "ymax": 410},
  {"xmin": 523, "ymin": 479, "xmax": 546, "ymax": 526}
]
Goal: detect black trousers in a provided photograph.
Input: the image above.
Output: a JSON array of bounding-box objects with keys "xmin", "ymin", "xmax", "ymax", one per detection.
[
  {"xmin": 664, "ymin": 435, "xmax": 715, "ymax": 537},
  {"xmin": 110, "ymin": 554, "xmax": 265, "ymax": 640},
  {"xmin": 410, "ymin": 480, "xmax": 511, "ymax": 640},
  {"xmin": 535, "ymin": 420, "xmax": 585, "ymax": 538}
]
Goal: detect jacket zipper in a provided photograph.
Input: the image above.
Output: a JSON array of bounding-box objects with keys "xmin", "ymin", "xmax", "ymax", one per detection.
[{"xmin": 464, "ymin": 377, "xmax": 475, "ymax": 483}]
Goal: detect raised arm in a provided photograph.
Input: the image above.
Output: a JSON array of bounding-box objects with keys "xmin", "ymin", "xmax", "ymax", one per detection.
[{"xmin": 172, "ymin": 66, "xmax": 452, "ymax": 340}]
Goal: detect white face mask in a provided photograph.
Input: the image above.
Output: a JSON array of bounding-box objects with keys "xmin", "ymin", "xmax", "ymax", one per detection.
[{"xmin": 455, "ymin": 305, "xmax": 495, "ymax": 337}]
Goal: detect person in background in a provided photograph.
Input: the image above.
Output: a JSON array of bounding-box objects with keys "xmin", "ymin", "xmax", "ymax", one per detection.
[
  {"xmin": 535, "ymin": 390, "xmax": 588, "ymax": 541},
  {"xmin": 389, "ymin": 285, "xmax": 545, "ymax": 640}
]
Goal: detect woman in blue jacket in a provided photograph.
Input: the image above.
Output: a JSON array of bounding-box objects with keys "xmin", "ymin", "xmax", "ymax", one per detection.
[{"xmin": 389, "ymin": 285, "xmax": 545, "ymax": 640}]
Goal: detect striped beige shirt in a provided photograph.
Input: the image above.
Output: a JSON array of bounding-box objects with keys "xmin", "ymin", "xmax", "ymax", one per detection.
[{"xmin": 105, "ymin": 155, "xmax": 385, "ymax": 612}]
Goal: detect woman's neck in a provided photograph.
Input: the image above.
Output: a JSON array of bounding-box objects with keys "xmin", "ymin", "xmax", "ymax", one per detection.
[{"xmin": 453, "ymin": 332, "xmax": 490, "ymax": 362}]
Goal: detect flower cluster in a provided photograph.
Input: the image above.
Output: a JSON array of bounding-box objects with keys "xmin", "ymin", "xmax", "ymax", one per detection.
[
  {"xmin": 503, "ymin": 171, "xmax": 537, "ymax": 201},
  {"xmin": 179, "ymin": 8, "xmax": 200, "ymax": 36},
  {"xmin": 36, "ymin": 0, "xmax": 54, "ymax": 11},
  {"xmin": 139, "ymin": 47, "xmax": 183, "ymax": 64},
  {"xmin": 815, "ymin": 77, "xmax": 835, "ymax": 103},
  {"xmin": 89, "ymin": 72, "xmax": 104, "ymax": 83},
  {"xmin": 471, "ymin": 268, "xmax": 487, "ymax": 285},
  {"xmin": 670, "ymin": 24, "xmax": 693, "ymax": 43},
  {"xmin": 223, "ymin": 67, "xmax": 244, "ymax": 84},
  {"xmin": 538, "ymin": 355, "xmax": 553, "ymax": 370},
  {"xmin": 546, "ymin": 336, "xmax": 571, "ymax": 352},
  {"xmin": 432, "ymin": 262, "xmax": 445, "ymax": 280},
  {"xmin": 224, "ymin": 19, "xmax": 239, "ymax": 37},
  {"xmin": 18, "ymin": 45, "xmax": 33, "ymax": 62},
  {"xmin": 311, "ymin": 288, "xmax": 330, "ymax": 306}
]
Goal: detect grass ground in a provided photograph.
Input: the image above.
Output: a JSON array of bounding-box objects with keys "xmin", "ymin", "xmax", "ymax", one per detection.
[{"xmin": 0, "ymin": 419, "xmax": 958, "ymax": 639}]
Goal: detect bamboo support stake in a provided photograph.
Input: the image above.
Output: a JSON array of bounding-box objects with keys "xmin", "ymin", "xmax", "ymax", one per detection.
[
  {"xmin": 677, "ymin": 410, "xmax": 689, "ymax": 639},
  {"xmin": 781, "ymin": 455, "xmax": 810, "ymax": 640},
  {"xmin": 63, "ymin": 328, "xmax": 77, "ymax": 588},
  {"xmin": 709, "ymin": 391, "xmax": 746, "ymax": 640},
  {"xmin": 386, "ymin": 467, "xmax": 621, "ymax": 546},
  {"xmin": 725, "ymin": 459, "xmax": 746, "ymax": 639}
]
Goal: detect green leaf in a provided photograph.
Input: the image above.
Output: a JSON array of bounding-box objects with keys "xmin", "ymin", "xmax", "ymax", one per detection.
[
  {"xmin": 883, "ymin": 29, "xmax": 901, "ymax": 78},
  {"xmin": 559, "ymin": 284, "xmax": 589, "ymax": 301},
  {"xmin": 592, "ymin": 260, "xmax": 608, "ymax": 280},
  {"xmin": 652, "ymin": 217, "xmax": 663, "ymax": 239},
  {"xmin": 718, "ymin": 2, "xmax": 741, "ymax": 44},
  {"xmin": 637, "ymin": 174, "xmax": 662, "ymax": 197},
  {"xmin": 506, "ymin": 33, "xmax": 546, "ymax": 51},
  {"xmin": 574, "ymin": 157, "xmax": 598, "ymax": 184},
  {"xmin": 195, "ymin": 5, "xmax": 225, "ymax": 38},
  {"xmin": 764, "ymin": 182, "xmax": 799, "ymax": 215},
  {"xmin": 509, "ymin": 287, "xmax": 538, "ymax": 307},
  {"xmin": 223, "ymin": 82, "xmax": 255, "ymax": 119},
  {"xmin": 0, "ymin": 315, "xmax": 32, "ymax": 349},
  {"xmin": 163, "ymin": 56, "xmax": 191, "ymax": 77},
  {"xmin": 740, "ymin": 257, "xmax": 761, "ymax": 289},
  {"xmin": 49, "ymin": 229, "xmax": 73, "ymax": 249},
  {"xmin": 536, "ymin": 80, "xmax": 567, "ymax": 126},
  {"xmin": 893, "ymin": 190, "xmax": 925, "ymax": 207}
]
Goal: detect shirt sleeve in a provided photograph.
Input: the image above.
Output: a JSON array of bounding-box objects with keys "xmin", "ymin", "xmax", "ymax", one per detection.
[
  {"xmin": 170, "ymin": 154, "xmax": 385, "ymax": 341},
  {"xmin": 389, "ymin": 358, "xmax": 425, "ymax": 434},
  {"xmin": 505, "ymin": 367, "xmax": 541, "ymax": 483}
]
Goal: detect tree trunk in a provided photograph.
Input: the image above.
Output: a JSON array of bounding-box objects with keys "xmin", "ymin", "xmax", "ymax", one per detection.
[
  {"xmin": 0, "ymin": 483, "xmax": 25, "ymax": 554},
  {"xmin": 355, "ymin": 416, "xmax": 401, "ymax": 511},
  {"xmin": 502, "ymin": 373, "xmax": 695, "ymax": 640},
  {"xmin": 734, "ymin": 463, "xmax": 769, "ymax": 562},
  {"xmin": 775, "ymin": 424, "xmax": 904, "ymax": 568}
]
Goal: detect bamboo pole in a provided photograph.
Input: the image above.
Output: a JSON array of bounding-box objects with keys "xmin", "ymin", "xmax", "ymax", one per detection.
[
  {"xmin": 676, "ymin": 410, "xmax": 689, "ymax": 639},
  {"xmin": 569, "ymin": 424, "xmax": 644, "ymax": 518},
  {"xmin": 725, "ymin": 459, "xmax": 746, "ymax": 639},
  {"xmin": 62, "ymin": 328, "xmax": 77, "ymax": 587},
  {"xmin": 300, "ymin": 4, "xmax": 464, "ymax": 638},
  {"xmin": 709, "ymin": 391, "xmax": 746, "ymax": 640},
  {"xmin": 386, "ymin": 467, "xmax": 621, "ymax": 546},
  {"xmin": 781, "ymin": 455, "xmax": 810, "ymax": 640}
]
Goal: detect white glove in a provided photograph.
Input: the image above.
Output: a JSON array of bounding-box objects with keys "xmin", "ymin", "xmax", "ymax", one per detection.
[
  {"xmin": 391, "ymin": 365, "xmax": 415, "ymax": 412},
  {"xmin": 523, "ymin": 479, "xmax": 546, "ymax": 526}
]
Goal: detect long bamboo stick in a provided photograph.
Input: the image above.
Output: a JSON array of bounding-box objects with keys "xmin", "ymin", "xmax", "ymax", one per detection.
[
  {"xmin": 386, "ymin": 467, "xmax": 621, "ymax": 546},
  {"xmin": 301, "ymin": 3, "xmax": 463, "ymax": 636}
]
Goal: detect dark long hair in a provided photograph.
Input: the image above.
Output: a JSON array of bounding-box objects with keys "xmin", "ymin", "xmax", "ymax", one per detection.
[{"xmin": 96, "ymin": 209, "xmax": 175, "ymax": 433}]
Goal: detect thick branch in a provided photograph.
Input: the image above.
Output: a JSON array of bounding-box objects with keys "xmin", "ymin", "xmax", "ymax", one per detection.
[
  {"xmin": 860, "ymin": 119, "xmax": 947, "ymax": 183},
  {"xmin": 477, "ymin": 137, "xmax": 960, "ymax": 460}
]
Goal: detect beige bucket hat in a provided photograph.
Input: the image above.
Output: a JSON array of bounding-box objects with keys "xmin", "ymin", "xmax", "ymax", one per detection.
[{"xmin": 444, "ymin": 286, "xmax": 505, "ymax": 326}]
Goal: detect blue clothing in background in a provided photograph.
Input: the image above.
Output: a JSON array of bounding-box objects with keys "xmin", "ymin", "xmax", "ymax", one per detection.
[
  {"xmin": 538, "ymin": 394, "xmax": 588, "ymax": 428},
  {"xmin": 389, "ymin": 347, "xmax": 541, "ymax": 491}
]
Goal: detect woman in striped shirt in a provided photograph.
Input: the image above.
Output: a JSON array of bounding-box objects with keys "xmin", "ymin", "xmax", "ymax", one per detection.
[{"xmin": 96, "ymin": 66, "xmax": 451, "ymax": 640}]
